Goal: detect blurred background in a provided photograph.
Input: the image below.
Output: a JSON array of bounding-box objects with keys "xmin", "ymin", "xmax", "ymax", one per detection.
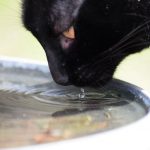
[{"xmin": 0, "ymin": 0, "xmax": 150, "ymax": 92}]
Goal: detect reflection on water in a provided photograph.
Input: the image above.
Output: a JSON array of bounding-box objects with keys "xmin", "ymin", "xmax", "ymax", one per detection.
[{"xmin": 0, "ymin": 59, "xmax": 148, "ymax": 148}]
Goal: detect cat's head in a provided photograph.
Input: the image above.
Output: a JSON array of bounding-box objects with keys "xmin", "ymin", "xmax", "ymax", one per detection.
[{"xmin": 22, "ymin": 0, "xmax": 150, "ymax": 87}]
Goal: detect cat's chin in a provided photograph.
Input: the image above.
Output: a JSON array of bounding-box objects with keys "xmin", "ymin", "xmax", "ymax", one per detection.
[
  {"xmin": 52, "ymin": 71, "xmax": 112, "ymax": 87},
  {"xmin": 69, "ymin": 80, "xmax": 111, "ymax": 88},
  {"xmin": 66, "ymin": 73, "xmax": 113, "ymax": 87}
]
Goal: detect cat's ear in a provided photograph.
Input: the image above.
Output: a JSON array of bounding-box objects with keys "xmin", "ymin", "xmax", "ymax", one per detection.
[{"xmin": 49, "ymin": 0, "xmax": 85, "ymax": 33}]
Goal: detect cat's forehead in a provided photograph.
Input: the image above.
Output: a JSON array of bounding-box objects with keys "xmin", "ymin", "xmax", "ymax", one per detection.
[{"xmin": 48, "ymin": 0, "xmax": 85, "ymax": 33}]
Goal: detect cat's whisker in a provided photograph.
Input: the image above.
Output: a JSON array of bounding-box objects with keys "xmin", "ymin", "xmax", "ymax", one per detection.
[
  {"xmin": 88, "ymin": 20, "xmax": 150, "ymax": 66},
  {"xmin": 125, "ymin": 13, "xmax": 149, "ymax": 20},
  {"xmin": 110, "ymin": 34, "xmax": 150, "ymax": 57},
  {"xmin": 89, "ymin": 39, "xmax": 144, "ymax": 72},
  {"xmin": 76, "ymin": 20, "xmax": 150, "ymax": 81},
  {"xmin": 72, "ymin": 22, "xmax": 149, "ymax": 75},
  {"xmin": 108, "ymin": 20, "xmax": 150, "ymax": 51},
  {"xmin": 102, "ymin": 22, "xmax": 150, "ymax": 55},
  {"xmin": 97, "ymin": 20, "xmax": 150, "ymax": 57},
  {"xmin": 120, "ymin": 41, "xmax": 150, "ymax": 52}
]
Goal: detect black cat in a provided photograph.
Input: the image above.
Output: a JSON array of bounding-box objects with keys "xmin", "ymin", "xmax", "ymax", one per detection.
[{"xmin": 22, "ymin": 0, "xmax": 150, "ymax": 87}]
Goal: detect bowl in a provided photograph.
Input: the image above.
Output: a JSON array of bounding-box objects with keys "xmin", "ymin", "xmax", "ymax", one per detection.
[{"xmin": 0, "ymin": 57, "xmax": 150, "ymax": 150}]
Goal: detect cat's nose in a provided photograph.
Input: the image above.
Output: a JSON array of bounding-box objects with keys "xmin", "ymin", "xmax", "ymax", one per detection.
[
  {"xmin": 49, "ymin": 65, "xmax": 71, "ymax": 86},
  {"xmin": 45, "ymin": 50, "xmax": 71, "ymax": 86}
]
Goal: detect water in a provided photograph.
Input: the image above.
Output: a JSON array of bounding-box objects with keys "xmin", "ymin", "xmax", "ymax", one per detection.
[
  {"xmin": 0, "ymin": 59, "xmax": 148, "ymax": 148},
  {"xmin": 79, "ymin": 88, "xmax": 86, "ymax": 99}
]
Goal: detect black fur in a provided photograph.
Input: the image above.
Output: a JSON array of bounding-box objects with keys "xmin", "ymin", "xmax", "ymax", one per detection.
[{"xmin": 22, "ymin": 0, "xmax": 150, "ymax": 87}]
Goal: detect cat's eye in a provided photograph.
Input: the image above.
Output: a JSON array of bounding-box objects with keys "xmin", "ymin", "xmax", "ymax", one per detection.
[{"xmin": 63, "ymin": 26, "xmax": 75, "ymax": 39}]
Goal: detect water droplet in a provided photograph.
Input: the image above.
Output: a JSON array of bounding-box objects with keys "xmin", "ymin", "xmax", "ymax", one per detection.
[{"xmin": 79, "ymin": 88, "xmax": 85, "ymax": 99}]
